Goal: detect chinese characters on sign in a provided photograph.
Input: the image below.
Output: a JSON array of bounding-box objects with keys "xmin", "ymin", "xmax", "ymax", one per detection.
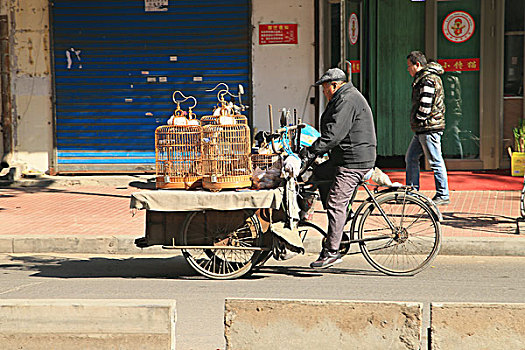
[
  {"xmin": 259, "ymin": 24, "xmax": 298, "ymax": 45},
  {"xmin": 348, "ymin": 13, "xmax": 359, "ymax": 45},
  {"xmin": 144, "ymin": 0, "xmax": 168, "ymax": 12},
  {"xmin": 437, "ymin": 58, "xmax": 480, "ymax": 72},
  {"xmin": 346, "ymin": 60, "xmax": 361, "ymax": 74}
]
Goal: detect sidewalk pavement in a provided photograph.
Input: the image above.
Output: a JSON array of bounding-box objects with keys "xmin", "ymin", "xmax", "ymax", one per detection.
[{"xmin": 1, "ymin": 175, "xmax": 524, "ymax": 256}]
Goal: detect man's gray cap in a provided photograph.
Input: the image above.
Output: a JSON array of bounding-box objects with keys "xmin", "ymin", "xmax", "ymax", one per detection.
[{"xmin": 315, "ymin": 68, "xmax": 347, "ymax": 86}]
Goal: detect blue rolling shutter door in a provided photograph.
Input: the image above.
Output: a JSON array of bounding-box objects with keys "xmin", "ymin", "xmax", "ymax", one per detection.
[{"xmin": 51, "ymin": 0, "xmax": 250, "ymax": 172}]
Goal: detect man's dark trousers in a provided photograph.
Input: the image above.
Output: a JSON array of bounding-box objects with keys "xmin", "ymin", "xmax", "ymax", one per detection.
[{"xmin": 314, "ymin": 161, "xmax": 371, "ymax": 251}]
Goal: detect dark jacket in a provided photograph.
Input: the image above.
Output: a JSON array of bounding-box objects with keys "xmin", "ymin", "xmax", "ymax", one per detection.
[
  {"xmin": 410, "ymin": 62, "xmax": 446, "ymax": 133},
  {"xmin": 308, "ymin": 82, "xmax": 376, "ymax": 169},
  {"xmin": 444, "ymin": 71, "xmax": 462, "ymax": 120}
]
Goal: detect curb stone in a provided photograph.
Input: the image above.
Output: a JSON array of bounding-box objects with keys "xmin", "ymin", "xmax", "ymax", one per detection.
[{"xmin": 1, "ymin": 235, "xmax": 524, "ymax": 256}]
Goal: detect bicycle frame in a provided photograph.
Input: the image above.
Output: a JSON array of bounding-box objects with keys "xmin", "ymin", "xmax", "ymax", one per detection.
[{"xmin": 300, "ymin": 178, "xmax": 441, "ymax": 247}]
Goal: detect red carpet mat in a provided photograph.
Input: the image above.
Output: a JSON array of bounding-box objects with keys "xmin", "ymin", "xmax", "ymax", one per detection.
[{"xmin": 384, "ymin": 170, "xmax": 523, "ymax": 191}]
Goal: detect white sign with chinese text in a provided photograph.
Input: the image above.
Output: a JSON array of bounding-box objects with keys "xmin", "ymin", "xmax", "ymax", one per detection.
[
  {"xmin": 145, "ymin": 0, "xmax": 168, "ymax": 12},
  {"xmin": 348, "ymin": 13, "xmax": 359, "ymax": 45}
]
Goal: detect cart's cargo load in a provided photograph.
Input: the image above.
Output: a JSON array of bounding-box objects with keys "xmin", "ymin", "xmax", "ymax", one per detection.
[{"xmin": 252, "ymin": 163, "xmax": 282, "ymax": 189}]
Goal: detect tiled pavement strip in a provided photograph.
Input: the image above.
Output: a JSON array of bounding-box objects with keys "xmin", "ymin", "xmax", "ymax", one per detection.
[{"xmin": 1, "ymin": 181, "xmax": 524, "ymax": 255}]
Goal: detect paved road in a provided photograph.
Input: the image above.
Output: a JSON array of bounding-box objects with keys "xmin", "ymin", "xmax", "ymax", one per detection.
[{"xmin": 1, "ymin": 253, "xmax": 524, "ymax": 349}]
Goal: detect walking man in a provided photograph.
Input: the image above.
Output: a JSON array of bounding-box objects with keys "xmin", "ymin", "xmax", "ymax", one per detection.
[
  {"xmin": 300, "ymin": 68, "xmax": 377, "ymax": 268},
  {"xmin": 405, "ymin": 51, "xmax": 450, "ymax": 205}
]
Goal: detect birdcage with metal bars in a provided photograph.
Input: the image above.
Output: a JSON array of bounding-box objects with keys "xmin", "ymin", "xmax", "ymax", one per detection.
[{"xmin": 155, "ymin": 92, "xmax": 202, "ymax": 189}]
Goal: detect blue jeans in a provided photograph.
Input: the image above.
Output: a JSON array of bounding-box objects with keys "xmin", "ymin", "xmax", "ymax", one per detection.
[{"xmin": 405, "ymin": 131, "xmax": 449, "ymax": 199}]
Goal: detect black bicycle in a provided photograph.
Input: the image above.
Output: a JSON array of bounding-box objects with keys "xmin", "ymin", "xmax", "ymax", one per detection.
[{"xmin": 296, "ymin": 168, "xmax": 442, "ymax": 276}]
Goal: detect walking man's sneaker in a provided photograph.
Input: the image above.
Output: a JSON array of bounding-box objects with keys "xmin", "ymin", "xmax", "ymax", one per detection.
[
  {"xmin": 432, "ymin": 196, "xmax": 450, "ymax": 206},
  {"xmin": 310, "ymin": 249, "xmax": 342, "ymax": 268}
]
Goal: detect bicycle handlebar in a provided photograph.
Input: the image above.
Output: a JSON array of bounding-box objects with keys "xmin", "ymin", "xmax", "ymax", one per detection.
[
  {"xmin": 267, "ymin": 123, "xmax": 306, "ymax": 140},
  {"xmin": 298, "ymin": 156, "xmax": 316, "ymax": 179}
]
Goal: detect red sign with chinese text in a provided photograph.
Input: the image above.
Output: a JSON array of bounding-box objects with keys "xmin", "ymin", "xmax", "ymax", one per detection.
[
  {"xmin": 346, "ymin": 60, "xmax": 361, "ymax": 74},
  {"xmin": 437, "ymin": 58, "xmax": 480, "ymax": 72},
  {"xmin": 349, "ymin": 60, "xmax": 361, "ymax": 73},
  {"xmin": 259, "ymin": 24, "xmax": 298, "ymax": 45}
]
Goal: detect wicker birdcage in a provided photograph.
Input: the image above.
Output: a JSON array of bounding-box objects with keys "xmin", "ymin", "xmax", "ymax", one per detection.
[
  {"xmin": 202, "ymin": 117, "xmax": 252, "ymax": 191},
  {"xmin": 201, "ymin": 83, "xmax": 248, "ymax": 126},
  {"xmin": 251, "ymin": 153, "xmax": 280, "ymax": 170},
  {"xmin": 201, "ymin": 108, "xmax": 248, "ymax": 126},
  {"xmin": 155, "ymin": 93, "xmax": 202, "ymax": 189}
]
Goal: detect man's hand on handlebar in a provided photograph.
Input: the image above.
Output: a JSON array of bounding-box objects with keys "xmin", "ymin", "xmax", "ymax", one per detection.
[
  {"xmin": 298, "ymin": 147, "xmax": 317, "ymax": 178},
  {"xmin": 299, "ymin": 147, "xmax": 315, "ymax": 164}
]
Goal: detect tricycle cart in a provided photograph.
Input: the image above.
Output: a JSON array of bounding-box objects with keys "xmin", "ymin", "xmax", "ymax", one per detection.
[
  {"xmin": 131, "ymin": 188, "xmax": 284, "ymax": 279},
  {"xmin": 130, "ymin": 170, "xmax": 443, "ymax": 280}
]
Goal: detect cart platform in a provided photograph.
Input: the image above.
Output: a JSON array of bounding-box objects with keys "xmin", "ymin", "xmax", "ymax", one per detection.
[{"xmin": 130, "ymin": 187, "xmax": 284, "ymax": 212}]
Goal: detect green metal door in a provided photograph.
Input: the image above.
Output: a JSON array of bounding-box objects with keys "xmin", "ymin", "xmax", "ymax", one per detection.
[
  {"xmin": 345, "ymin": 0, "xmax": 362, "ymax": 91},
  {"xmin": 331, "ymin": 0, "xmax": 425, "ymax": 158},
  {"xmin": 366, "ymin": 0, "xmax": 426, "ymax": 157},
  {"xmin": 437, "ymin": 0, "xmax": 481, "ymax": 159}
]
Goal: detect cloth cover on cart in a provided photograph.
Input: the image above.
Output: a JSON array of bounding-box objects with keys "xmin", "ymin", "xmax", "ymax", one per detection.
[{"xmin": 130, "ymin": 188, "xmax": 284, "ymax": 211}]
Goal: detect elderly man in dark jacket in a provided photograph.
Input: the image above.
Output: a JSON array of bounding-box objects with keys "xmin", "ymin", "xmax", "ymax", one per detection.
[
  {"xmin": 300, "ymin": 68, "xmax": 377, "ymax": 268},
  {"xmin": 406, "ymin": 51, "xmax": 450, "ymax": 205}
]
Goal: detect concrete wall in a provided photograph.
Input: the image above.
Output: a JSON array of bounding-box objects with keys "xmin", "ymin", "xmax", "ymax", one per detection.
[
  {"xmin": 0, "ymin": 299, "xmax": 176, "ymax": 349},
  {"xmin": 6, "ymin": 0, "xmax": 53, "ymax": 172},
  {"xmin": 225, "ymin": 298, "xmax": 423, "ymax": 350},
  {"xmin": 251, "ymin": 0, "xmax": 316, "ymax": 134},
  {"xmin": 225, "ymin": 299, "xmax": 525, "ymax": 350},
  {"xmin": 431, "ymin": 302, "xmax": 525, "ymax": 350}
]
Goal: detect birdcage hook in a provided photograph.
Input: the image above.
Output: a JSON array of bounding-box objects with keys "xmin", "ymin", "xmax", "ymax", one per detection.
[
  {"xmin": 172, "ymin": 90, "xmax": 198, "ymax": 117},
  {"xmin": 206, "ymin": 83, "xmax": 231, "ymax": 103},
  {"xmin": 172, "ymin": 90, "xmax": 198, "ymax": 108}
]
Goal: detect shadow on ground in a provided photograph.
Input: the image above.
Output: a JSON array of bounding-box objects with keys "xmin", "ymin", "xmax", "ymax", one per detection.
[
  {"xmin": 2, "ymin": 255, "xmax": 386, "ymax": 280},
  {"xmin": 3, "ymin": 255, "xmax": 198, "ymax": 279},
  {"xmin": 441, "ymin": 212, "xmax": 518, "ymax": 235},
  {"xmin": 255, "ymin": 265, "xmax": 384, "ymax": 278},
  {"xmin": 0, "ymin": 186, "xmax": 131, "ymax": 198},
  {"xmin": 129, "ymin": 176, "xmax": 156, "ymax": 190}
]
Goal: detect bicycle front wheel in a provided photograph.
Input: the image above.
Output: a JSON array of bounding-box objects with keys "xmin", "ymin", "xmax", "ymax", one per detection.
[{"xmin": 357, "ymin": 192, "xmax": 441, "ymax": 276}]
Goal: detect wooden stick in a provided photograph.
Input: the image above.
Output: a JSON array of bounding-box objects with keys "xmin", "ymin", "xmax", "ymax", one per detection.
[
  {"xmin": 269, "ymin": 104, "xmax": 278, "ymax": 153},
  {"xmin": 296, "ymin": 118, "xmax": 302, "ymax": 153},
  {"xmin": 268, "ymin": 104, "xmax": 274, "ymax": 132}
]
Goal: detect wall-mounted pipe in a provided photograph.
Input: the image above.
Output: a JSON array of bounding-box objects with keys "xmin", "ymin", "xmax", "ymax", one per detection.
[{"xmin": 0, "ymin": 14, "xmax": 13, "ymax": 164}]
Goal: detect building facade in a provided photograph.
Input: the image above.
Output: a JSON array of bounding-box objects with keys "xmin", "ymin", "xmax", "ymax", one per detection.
[{"xmin": 0, "ymin": 0, "xmax": 523, "ymax": 174}]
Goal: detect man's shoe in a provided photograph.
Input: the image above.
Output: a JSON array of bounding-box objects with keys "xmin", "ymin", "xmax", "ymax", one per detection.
[
  {"xmin": 310, "ymin": 250, "xmax": 342, "ymax": 269},
  {"xmin": 432, "ymin": 197, "xmax": 450, "ymax": 206}
]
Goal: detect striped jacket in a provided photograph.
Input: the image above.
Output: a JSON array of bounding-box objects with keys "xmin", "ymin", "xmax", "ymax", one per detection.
[{"xmin": 410, "ymin": 62, "xmax": 446, "ymax": 133}]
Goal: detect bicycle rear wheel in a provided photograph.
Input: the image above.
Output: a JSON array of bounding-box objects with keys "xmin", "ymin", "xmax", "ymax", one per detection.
[
  {"xmin": 357, "ymin": 192, "xmax": 441, "ymax": 276},
  {"xmin": 179, "ymin": 210, "xmax": 263, "ymax": 279}
]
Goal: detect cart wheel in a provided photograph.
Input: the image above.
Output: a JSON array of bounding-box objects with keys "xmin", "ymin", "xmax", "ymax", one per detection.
[{"xmin": 179, "ymin": 209, "xmax": 264, "ymax": 279}]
